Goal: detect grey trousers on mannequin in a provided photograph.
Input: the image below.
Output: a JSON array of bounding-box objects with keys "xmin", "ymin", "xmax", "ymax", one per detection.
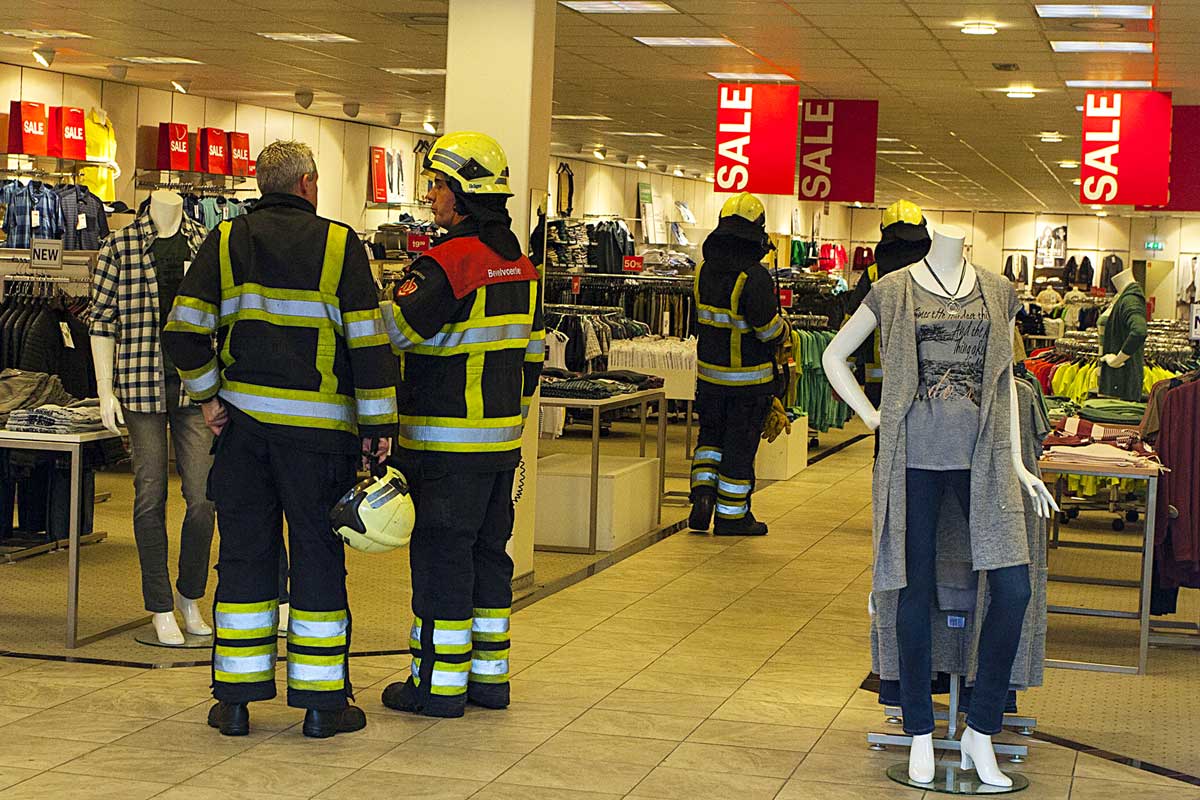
[{"xmin": 124, "ymin": 378, "xmax": 215, "ymax": 613}]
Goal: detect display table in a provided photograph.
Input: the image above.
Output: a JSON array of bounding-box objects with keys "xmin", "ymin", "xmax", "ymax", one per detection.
[
  {"xmin": 1039, "ymin": 458, "xmax": 1160, "ymax": 675},
  {"xmin": 538, "ymin": 389, "xmax": 667, "ymax": 554},
  {"xmin": 755, "ymin": 414, "xmax": 808, "ymax": 481},
  {"xmin": 0, "ymin": 429, "xmax": 122, "ymax": 648},
  {"xmin": 537, "ymin": 454, "xmax": 660, "ymax": 551}
]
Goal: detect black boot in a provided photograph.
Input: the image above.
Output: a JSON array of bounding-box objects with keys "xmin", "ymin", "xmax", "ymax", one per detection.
[
  {"xmin": 688, "ymin": 493, "xmax": 715, "ymax": 531},
  {"xmin": 381, "ymin": 678, "xmax": 465, "ymax": 718},
  {"xmin": 303, "ymin": 705, "xmax": 367, "ymax": 738},
  {"xmin": 713, "ymin": 513, "xmax": 768, "ymax": 536},
  {"xmin": 206, "ymin": 702, "xmax": 249, "ymax": 736},
  {"xmin": 467, "ymin": 682, "xmax": 510, "ymax": 710}
]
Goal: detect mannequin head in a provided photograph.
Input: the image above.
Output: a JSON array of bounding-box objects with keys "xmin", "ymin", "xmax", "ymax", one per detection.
[
  {"xmin": 255, "ymin": 140, "xmax": 319, "ymax": 209},
  {"xmin": 924, "ymin": 223, "xmax": 967, "ymax": 270},
  {"xmin": 1112, "ymin": 267, "xmax": 1136, "ymax": 293},
  {"xmin": 149, "ymin": 189, "xmax": 183, "ymax": 238}
]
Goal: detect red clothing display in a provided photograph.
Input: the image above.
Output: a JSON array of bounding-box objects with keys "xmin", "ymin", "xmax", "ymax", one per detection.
[{"xmin": 1154, "ymin": 379, "xmax": 1200, "ymax": 589}]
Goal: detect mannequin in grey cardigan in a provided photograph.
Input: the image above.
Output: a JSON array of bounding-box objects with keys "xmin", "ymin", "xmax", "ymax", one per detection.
[{"xmin": 823, "ymin": 223, "xmax": 1057, "ymax": 787}]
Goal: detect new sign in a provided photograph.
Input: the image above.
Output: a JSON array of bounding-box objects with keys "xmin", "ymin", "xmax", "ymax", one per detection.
[
  {"xmin": 797, "ymin": 99, "xmax": 878, "ymax": 203},
  {"xmin": 714, "ymin": 83, "xmax": 799, "ymax": 195},
  {"xmin": 30, "ymin": 238, "xmax": 62, "ymax": 271},
  {"xmin": 1080, "ymin": 90, "xmax": 1172, "ymax": 206}
]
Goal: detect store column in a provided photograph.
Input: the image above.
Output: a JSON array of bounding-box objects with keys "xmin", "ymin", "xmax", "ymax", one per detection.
[{"xmin": 443, "ymin": 0, "xmax": 556, "ymax": 583}]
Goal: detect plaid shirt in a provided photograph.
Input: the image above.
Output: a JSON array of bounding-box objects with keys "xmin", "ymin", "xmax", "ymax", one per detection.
[
  {"xmin": 2, "ymin": 181, "xmax": 65, "ymax": 249},
  {"xmin": 57, "ymin": 184, "xmax": 110, "ymax": 251},
  {"xmin": 90, "ymin": 212, "xmax": 209, "ymax": 413}
]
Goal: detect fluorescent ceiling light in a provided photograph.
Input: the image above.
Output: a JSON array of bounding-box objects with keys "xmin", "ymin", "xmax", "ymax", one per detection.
[
  {"xmin": 1072, "ymin": 178, "xmax": 1082, "ymax": 185},
  {"xmin": 658, "ymin": 144, "xmax": 706, "ymax": 150},
  {"xmin": 32, "ymin": 48, "xmax": 54, "ymax": 67},
  {"xmin": 256, "ymin": 32, "xmax": 357, "ymax": 42},
  {"xmin": 593, "ymin": 147, "xmax": 606, "ymax": 160},
  {"xmin": 1065, "ymin": 79, "xmax": 1152, "ymax": 88},
  {"xmin": 1076, "ymin": 104, "xmax": 1085, "ymax": 111},
  {"xmin": 673, "ymin": 167, "xmax": 684, "ymax": 176},
  {"xmin": 705, "ymin": 175, "xmax": 715, "ymax": 183},
  {"xmin": 634, "ymin": 36, "xmax": 732, "ymax": 46},
  {"xmin": 609, "ymin": 131, "xmax": 664, "ymax": 137},
  {"xmin": 1090, "ymin": 204, "xmax": 1104, "ymax": 210},
  {"xmin": 4, "ymin": 29, "xmax": 90, "ymax": 40},
  {"xmin": 960, "ymin": 22, "xmax": 998, "ymax": 35},
  {"xmin": 877, "ymin": 137, "xmax": 901, "ymax": 142},
  {"xmin": 382, "ymin": 67, "xmax": 446, "ymax": 75},
  {"xmin": 1097, "ymin": 211, "xmax": 1108, "ymax": 216},
  {"xmin": 1051, "ymin": 40, "xmax": 1152, "ymax": 53},
  {"xmin": 1006, "ymin": 88, "xmax": 1037, "ymax": 98},
  {"xmin": 1035, "ymin": 5, "xmax": 1153, "ymax": 19},
  {"xmin": 560, "ymin": 1, "xmax": 676, "ymax": 12},
  {"xmin": 878, "ymin": 149, "xmax": 924, "ymax": 155},
  {"xmin": 171, "ymin": 78, "xmax": 190, "ymax": 93},
  {"xmin": 1040, "ymin": 130, "xmax": 1064, "ymax": 142},
  {"xmin": 423, "ymin": 120, "xmax": 437, "ymax": 134},
  {"xmin": 1058, "ymin": 160, "xmax": 1080, "ymax": 168},
  {"xmin": 552, "ymin": 113, "xmax": 612, "ymax": 121},
  {"xmin": 119, "ymin": 56, "xmax": 202, "ymax": 64},
  {"xmin": 708, "ymin": 71, "xmax": 793, "ymax": 81},
  {"xmin": 636, "ymin": 158, "xmax": 648, "ymax": 169}
]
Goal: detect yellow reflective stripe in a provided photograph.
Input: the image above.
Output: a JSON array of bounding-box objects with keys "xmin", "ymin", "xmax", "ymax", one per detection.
[
  {"xmin": 215, "ymin": 669, "xmax": 274, "ymax": 683},
  {"xmin": 469, "ymin": 672, "xmax": 509, "ymax": 684},
  {"xmin": 382, "ymin": 301, "xmax": 427, "ymax": 350},
  {"xmin": 399, "ymin": 415, "xmax": 522, "ymax": 429},
  {"xmin": 218, "ymin": 221, "xmax": 233, "ymax": 291},
  {"xmin": 290, "ymin": 609, "xmax": 348, "ymax": 622},
  {"xmin": 473, "ymin": 608, "xmax": 510, "ymax": 618},
  {"xmin": 355, "ymin": 386, "xmax": 398, "ymax": 426},
  {"xmin": 288, "ymin": 679, "xmax": 344, "ymax": 691},
  {"xmin": 755, "ymin": 314, "xmax": 784, "ymax": 342},
  {"xmin": 216, "ymin": 643, "xmax": 275, "ymax": 658},
  {"xmin": 172, "ymin": 295, "xmax": 219, "ymax": 317},
  {"xmin": 289, "ymin": 653, "xmax": 345, "ymax": 666},
  {"xmin": 697, "ymin": 360, "xmax": 774, "ymax": 387},
  {"xmin": 465, "ymin": 352, "xmax": 485, "ymax": 419},
  {"xmin": 730, "ymin": 272, "xmax": 748, "ymax": 315},
  {"xmin": 320, "ymin": 223, "xmax": 347, "ymax": 297},
  {"xmin": 317, "ymin": 326, "xmax": 337, "ymax": 394},
  {"xmin": 344, "ymin": 309, "xmax": 389, "ymax": 349},
  {"xmin": 472, "ymin": 649, "xmax": 508, "ymax": 661},
  {"xmin": 434, "ymin": 619, "xmax": 471, "ymax": 630},
  {"xmin": 288, "ymin": 635, "xmax": 347, "ymax": 648}
]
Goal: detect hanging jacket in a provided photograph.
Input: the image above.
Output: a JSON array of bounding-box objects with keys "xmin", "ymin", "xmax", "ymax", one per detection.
[
  {"xmin": 381, "ymin": 220, "xmax": 543, "ymax": 471},
  {"xmin": 1078, "ymin": 256, "xmax": 1094, "ymax": 288},
  {"xmin": 1100, "ymin": 254, "xmax": 1124, "ymax": 293},
  {"xmin": 162, "ymin": 192, "xmax": 398, "ymax": 455},
  {"xmin": 1099, "ymin": 280, "xmax": 1147, "ymax": 401},
  {"xmin": 694, "ymin": 233, "xmax": 786, "ymax": 395},
  {"xmin": 1062, "ymin": 256, "xmax": 1077, "ymax": 286}
]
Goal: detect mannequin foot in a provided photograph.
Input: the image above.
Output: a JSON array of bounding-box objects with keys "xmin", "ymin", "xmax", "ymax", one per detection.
[
  {"xmin": 152, "ymin": 611, "xmax": 186, "ymax": 645},
  {"xmin": 908, "ymin": 732, "xmax": 935, "ymax": 784},
  {"xmin": 960, "ymin": 727, "xmax": 1013, "ymax": 787},
  {"xmin": 278, "ymin": 603, "xmax": 290, "ymax": 635},
  {"xmin": 175, "ymin": 591, "xmax": 212, "ymax": 636}
]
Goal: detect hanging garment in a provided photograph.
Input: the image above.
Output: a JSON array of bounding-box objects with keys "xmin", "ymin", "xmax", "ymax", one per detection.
[
  {"xmin": 1078, "ymin": 256, "xmax": 1094, "ymax": 288},
  {"xmin": 79, "ymin": 109, "xmax": 119, "ymax": 202},
  {"xmin": 1100, "ymin": 254, "xmax": 1124, "ymax": 293},
  {"xmin": 57, "ymin": 184, "xmax": 110, "ymax": 251},
  {"xmin": 1062, "ymin": 256, "xmax": 1077, "ymax": 286},
  {"xmin": 556, "ymin": 162, "xmax": 574, "ymax": 217}
]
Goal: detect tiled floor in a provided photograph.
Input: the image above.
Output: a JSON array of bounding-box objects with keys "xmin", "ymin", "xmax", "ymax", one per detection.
[{"xmin": 1, "ymin": 438, "xmax": 1198, "ymax": 799}]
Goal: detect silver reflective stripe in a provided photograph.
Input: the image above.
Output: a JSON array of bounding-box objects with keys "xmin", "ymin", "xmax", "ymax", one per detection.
[
  {"xmin": 525, "ymin": 338, "xmax": 546, "ymax": 355},
  {"xmin": 411, "ymin": 660, "xmax": 419, "ymax": 678},
  {"xmin": 346, "ymin": 316, "xmax": 385, "ymax": 341},
  {"xmin": 220, "ymin": 389, "xmax": 354, "ymax": 424},
  {"xmin": 290, "ymin": 618, "xmax": 347, "ymax": 640},
  {"xmin": 288, "ymin": 662, "xmax": 344, "ymax": 682},
  {"xmin": 471, "ymin": 658, "xmax": 509, "ymax": 676},
  {"xmin": 424, "ymin": 323, "xmax": 532, "ymax": 350},
  {"xmin": 400, "ymin": 423, "xmax": 523, "ymax": 444},
  {"xmin": 867, "ymin": 368, "xmax": 884, "ymax": 378},
  {"xmin": 183, "ymin": 366, "xmax": 220, "ymax": 396},
  {"xmin": 431, "ymin": 669, "xmax": 470, "ymax": 687},
  {"xmin": 717, "ymin": 502, "xmax": 748, "ymax": 517},
  {"xmin": 357, "ymin": 396, "xmax": 398, "ymax": 418},
  {"xmin": 756, "ymin": 317, "xmax": 784, "ymax": 341},
  {"xmin": 431, "ymin": 149, "xmax": 467, "ymax": 169},
  {"xmin": 214, "ymin": 653, "xmax": 275, "ymax": 674},
  {"xmin": 693, "ymin": 448, "xmax": 722, "ymax": 463},
  {"xmin": 381, "ymin": 305, "xmax": 417, "ymax": 348},
  {"xmin": 691, "ymin": 470, "xmax": 718, "ymax": 485},
  {"xmin": 168, "ymin": 304, "xmax": 217, "ymax": 330},
  {"xmin": 472, "ymin": 617, "xmax": 510, "ymax": 634},
  {"xmin": 217, "ymin": 609, "xmax": 277, "ymax": 631},
  {"xmin": 717, "ymin": 479, "xmax": 751, "ymax": 497},
  {"xmin": 698, "ymin": 364, "xmax": 773, "ymax": 383},
  {"xmin": 222, "ymin": 293, "xmax": 341, "ymax": 324},
  {"xmin": 697, "ymin": 308, "xmax": 751, "ymax": 330},
  {"xmin": 432, "ymin": 627, "xmax": 472, "ymax": 647}
]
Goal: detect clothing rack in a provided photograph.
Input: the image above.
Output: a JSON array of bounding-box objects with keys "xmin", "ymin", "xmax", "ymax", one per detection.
[
  {"xmin": 544, "ymin": 303, "xmax": 624, "ymax": 317},
  {"xmin": 786, "ymin": 312, "xmax": 828, "ymax": 330}
]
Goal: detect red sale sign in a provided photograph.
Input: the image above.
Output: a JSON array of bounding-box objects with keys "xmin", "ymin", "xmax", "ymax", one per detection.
[
  {"xmin": 797, "ymin": 99, "xmax": 878, "ymax": 203},
  {"xmin": 1137, "ymin": 105, "xmax": 1200, "ymax": 212},
  {"xmin": 622, "ymin": 255, "xmax": 644, "ymax": 273},
  {"xmin": 407, "ymin": 233, "xmax": 431, "ymax": 253},
  {"xmin": 1081, "ymin": 90, "xmax": 1172, "ymax": 206},
  {"xmin": 48, "ymin": 106, "xmax": 86, "ymax": 160},
  {"xmin": 156, "ymin": 122, "xmax": 190, "ymax": 170},
  {"xmin": 228, "ymin": 132, "xmax": 251, "ymax": 176},
  {"xmin": 198, "ymin": 127, "xmax": 228, "ymax": 174},
  {"xmin": 6, "ymin": 101, "xmax": 48, "ymax": 156},
  {"xmin": 714, "ymin": 83, "xmax": 799, "ymax": 195},
  {"xmin": 778, "ymin": 288, "xmax": 793, "ymax": 308}
]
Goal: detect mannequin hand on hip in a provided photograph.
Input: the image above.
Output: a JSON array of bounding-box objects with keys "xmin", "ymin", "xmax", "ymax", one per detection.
[
  {"xmin": 861, "ymin": 407, "xmax": 881, "ymax": 431},
  {"xmin": 1016, "ymin": 466, "xmax": 1058, "ymax": 519},
  {"xmin": 97, "ymin": 386, "xmax": 124, "ymax": 435},
  {"xmin": 1102, "ymin": 352, "xmax": 1130, "ymax": 368}
]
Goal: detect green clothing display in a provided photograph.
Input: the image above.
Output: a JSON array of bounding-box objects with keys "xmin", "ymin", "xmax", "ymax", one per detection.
[
  {"xmin": 1077, "ymin": 398, "xmax": 1145, "ymax": 425},
  {"xmin": 1099, "ymin": 281, "xmax": 1147, "ymax": 401},
  {"xmin": 788, "ymin": 328, "xmax": 852, "ymax": 433}
]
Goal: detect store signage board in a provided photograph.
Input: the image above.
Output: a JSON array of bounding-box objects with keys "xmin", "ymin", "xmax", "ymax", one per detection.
[
  {"xmin": 370, "ymin": 147, "xmax": 388, "ymax": 203},
  {"xmin": 622, "ymin": 255, "xmax": 644, "ymax": 273},
  {"xmin": 407, "ymin": 233, "xmax": 431, "ymax": 253},
  {"xmin": 797, "ymin": 99, "xmax": 878, "ymax": 203},
  {"xmin": 778, "ymin": 288, "xmax": 793, "ymax": 308},
  {"xmin": 198, "ymin": 127, "xmax": 229, "ymax": 174},
  {"xmin": 1145, "ymin": 240, "xmax": 1164, "ymax": 251},
  {"xmin": 1138, "ymin": 105, "xmax": 1200, "ymax": 212},
  {"xmin": 1191, "ymin": 304, "xmax": 1200, "ymax": 341},
  {"xmin": 30, "ymin": 238, "xmax": 63, "ymax": 271},
  {"xmin": 1080, "ymin": 90, "xmax": 1172, "ymax": 206},
  {"xmin": 714, "ymin": 83, "xmax": 799, "ymax": 195}
]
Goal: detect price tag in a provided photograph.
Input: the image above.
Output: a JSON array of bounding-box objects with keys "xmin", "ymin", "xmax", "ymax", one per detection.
[
  {"xmin": 59, "ymin": 321, "xmax": 75, "ymax": 349},
  {"xmin": 407, "ymin": 233, "xmax": 431, "ymax": 253},
  {"xmin": 778, "ymin": 288, "xmax": 793, "ymax": 308},
  {"xmin": 571, "ymin": 276, "xmax": 581, "ymax": 295},
  {"xmin": 30, "ymin": 209, "xmax": 40, "ymax": 228},
  {"xmin": 76, "ymin": 213, "xmax": 87, "ymax": 231},
  {"xmin": 622, "ymin": 255, "xmax": 644, "ymax": 273}
]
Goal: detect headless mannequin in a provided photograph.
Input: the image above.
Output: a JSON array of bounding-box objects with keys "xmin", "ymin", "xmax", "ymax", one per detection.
[
  {"xmin": 93, "ymin": 190, "xmax": 210, "ymax": 645},
  {"xmin": 1101, "ymin": 268, "xmax": 1137, "ymax": 368},
  {"xmin": 823, "ymin": 224, "xmax": 1056, "ymax": 787}
]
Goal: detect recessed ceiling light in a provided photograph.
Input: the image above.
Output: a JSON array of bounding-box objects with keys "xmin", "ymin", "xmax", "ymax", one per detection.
[
  {"xmin": 560, "ymin": 1, "xmax": 676, "ymax": 12},
  {"xmin": 636, "ymin": 158, "xmax": 648, "ymax": 169},
  {"xmin": 593, "ymin": 147, "xmax": 607, "ymax": 160},
  {"xmin": 382, "ymin": 67, "xmax": 446, "ymax": 75},
  {"xmin": 1072, "ymin": 178, "xmax": 1082, "ymax": 185},
  {"xmin": 1065, "ymin": 79, "xmax": 1152, "ymax": 88},
  {"xmin": 658, "ymin": 144, "xmax": 707, "ymax": 150},
  {"xmin": 673, "ymin": 167, "xmax": 684, "ymax": 176},
  {"xmin": 1051, "ymin": 40, "xmax": 1153, "ymax": 52},
  {"xmin": 1035, "ymin": 5, "xmax": 1153, "ymax": 19},
  {"xmin": 1040, "ymin": 131, "xmax": 1065, "ymax": 142},
  {"xmin": 1097, "ymin": 211, "xmax": 1108, "ymax": 216},
  {"xmin": 256, "ymin": 32, "xmax": 357, "ymax": 42},
  {"xmin": 4, "ymin": 29, "xmax": 90, "ymax": 40},
  {"xmin": 609, "ymin": 131, "xmax": 665, "ymax": 137},
  {"xmin": 634, "ymin": 36, "xmax": 732, "ymax": 46},
  {"xmin": 707, "ymin": 72, "xmax": 794, "ymax": 81},
  {"xmin": 31, "ymin": 47, "xmax": 54, "ymax": 67},
  {"xmin": 171, "ymin": 78, "xmax": 190, "ymax": 94},
  {"xmin": 960, "ymin": 21, "xmax": 999, "ymax": 35},
  {"xmin": 1058, "ymin": 160, "xmax": 1080, "ymax": 168},
  {"xmin": 552, "ymin": 113, "xmax": 612, "ymax": 121},
  {"xmin": 1090, "ymin": 204, "xmax": 1104, "ymax": 210},
  {"xmin": 877, "ymin": 137, "xmax": 901, "ymax": 142},
  {"xmin": 423, "ymin": 120, "xmax": 437, "ymax": 134},
  {"xmin": 877, "ymin": 149, "xmax": 924, "ymax": 155},
  {"xmin": 119, "ymin": 56, "xmax": 202, "ymax": 64},
  {"xmin": 705, "ymin": 175, "xmax": 715, "ymax": 183},
  {"xmin": 1006, "ymin": 87, "xmax": 1038, "ymax": 98}
]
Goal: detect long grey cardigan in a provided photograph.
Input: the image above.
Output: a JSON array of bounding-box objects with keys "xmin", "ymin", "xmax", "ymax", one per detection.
[{"xmin": 869, "ymin": 267, "xmax": 1030, "ymax": 593}]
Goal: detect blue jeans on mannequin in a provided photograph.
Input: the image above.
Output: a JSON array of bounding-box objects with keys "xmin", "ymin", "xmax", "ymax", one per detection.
[{"xmin": 898, "ymin": 469, "xmax": 1031, "ymax": 736}]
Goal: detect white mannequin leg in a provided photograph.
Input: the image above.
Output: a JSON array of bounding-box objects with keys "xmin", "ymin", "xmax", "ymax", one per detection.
[
  {"xmin": 175, "ymin": 591, "xmax": 213, "ymax": 636},
  {"xmin": 152, "ymin": 611, "xmax": 186, "ymax": 645},
  {"xmin": 961, "ymin": 727, "xmax": 1013, "ymax": 787},
  {"xmin": 909, "ymin": 732, "xmax": 935, "ymax": 783},
  {"xmin": 278, "ymin": 602, "xmax": 290, "ymax": 634}
]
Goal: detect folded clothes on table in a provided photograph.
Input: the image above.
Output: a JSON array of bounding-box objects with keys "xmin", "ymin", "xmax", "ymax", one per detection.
[
  {"xmin": 1077, "ymin": 398, "xmax": 1145, "ymax": 425},
  {"xmin": 540, "ymin": 368, "xmax": 661, "ymax": 400},
  {"xmin": 6, "ymin": 400, "xmax": 106, "ymax": 434},
  {"xmin": 1042, "ymin": 441, "xmax": 1160, "ymax": 470}
]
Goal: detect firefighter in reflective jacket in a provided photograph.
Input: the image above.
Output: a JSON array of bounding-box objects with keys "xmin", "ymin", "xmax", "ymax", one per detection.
[
  {"xmin": 162, "ymin": 140, "xmax": 398, "ymax": 739},
  {"xmin": 689, "ymin": 192, "xmax": 788, "ymax": 536},
  {"xmin": 379, "ymin": 131, "xmax": 543, "ymax": 718}
]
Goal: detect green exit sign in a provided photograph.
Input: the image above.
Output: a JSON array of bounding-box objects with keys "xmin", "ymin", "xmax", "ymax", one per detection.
[{"xmin": 1145, "ymin": 240, "xmax": 1165, "ymax": 251}]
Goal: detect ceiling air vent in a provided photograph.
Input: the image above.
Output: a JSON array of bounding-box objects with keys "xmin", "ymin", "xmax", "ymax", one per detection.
[{"xmin": 993, "ymin": 63, "xmax": 1020, "ymax": 72}]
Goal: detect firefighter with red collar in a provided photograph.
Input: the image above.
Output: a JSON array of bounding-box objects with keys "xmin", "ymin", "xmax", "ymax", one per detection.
[{"xmin": 379, "ymin": 132, "xmax": 543, "ymax": 718}]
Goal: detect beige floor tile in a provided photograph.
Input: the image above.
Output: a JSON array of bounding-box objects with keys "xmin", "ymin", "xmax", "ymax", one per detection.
[
  {"xmin": 353, "ymin": 711, "xmax": 438, "ymax": 743},
  {"xmin": 661, "ymin": 741, "xmax": 804, "ymax": 778},
  {"xmin": 0, "ymin": 736, "xmax": 100, "ymax": 771},
  {"xmin": 626, "ymin": 765, "xmax": 784, "ymax": 800},
  {"xmin": 1068, "ymin": 777, "xmax": 1200, "ymax": 800},
  {"xmin": 827, "ymin": 706, "xmax": 891, "ymax": 732},
  {"xmin": 510, "ymin": 625, "xmax": 584, "ymax": 646},
  {"xmin": 811, "ymin": 727, "xmax": 897, "ymax": 757},
  {"xmin": 590, "ymin": 616, "xmax": 701, "ymax": 640},
  {"xmin": 52, "ymin": 743, "xmax": 225, "ymax": 784},
  {"xmin": 0, "ymin": 768, "xmax": 36, "ymax": 792},
  {"xmin": 565, "ymin": 708, "xmax": 703, "ymax": 741},
  {"xmin": 567, "ymin": 630, "xmax": 678, "ymax": 655},
  {"xmin": 594, "ymin": 688, "xmax": 725, "ymax": 718},
  {"xmin": 0, "ymin": 708, "xmax": 156, "ymax": 743},
  {"xmin": 470, "ymin": 784, "xmax": 621, "ymax": 800},
  {"xmin": 56, "ymin": 686, "xmax": 206, "ymax": 720},
  {"xmin": 311, "ymin": 768, "xmax": 484, "ymax": 799},
  {"xmin": 404, "ymin": 718, "xmax": 554, "ymax": 754},
  {"xmin": 614, "ymin": 602, "xmax": 718, "ymax": 625},
  {"xmin": 533, "ymin": 731, "xmax": 677, "ymax": 767},
  {"xmin": 514, "ymin": 662, "xmax": 638, "ymax": 689},
  {"xmin": 1008, "ymin": 743, "xmax": 1076, "ymax": 777},
  {"xmin": 1007, "ymin": 772, "xmax": 1073, "ymax": 800},
  {"xmin": 620, "ymin": 670, "xmax": 743, "ymax": 698},
  {"xmin": 466, "ymin": 701, "xmax": 585, "ymax": 730},
  {"xmin": 711, "ymin": 697, "xmax": 841, "ymax": 729},
  {"xmin": 114, "ymin": 719, "xmax": 275, "ymax": 755},
  {"xmin": 366, "ymin": 742, "xmax": 523, "ymax": 782},
  {"xmin": 729, "ymin": 680, "xmax": 855, "ymax": 709},
  {"xmin": 495, "ymin": 753, "xmax": 652, "ymax": 795},
  {"xmin": 538, "ymin": 645, "xmax": 659, "ymax": 672},
  {"xmin": 183, "ymin": 754, "xmax": 353, "ymax": 798},
  {"xmin": 774, "ymin": 778, "xmax": 926, "ymax": 800},
  {"xmin": 508, "ymin": 678, "xmax": 615, "ymax": 708},
  {"xmin": 1074, "ymin": 754, "xmax": 1194, "ymax": 787},
  {"xmin": 686, "ymin": 718, "xmax": 822, "ymax": 752},
  {"xmin": 154, "ymin": 787, "xmax": 300, "ymax": 800},
  {"xmin": 0, "ymin": 772, "xmax": 168, "ymax": 799},
  {"xmin": 0, "ymin": 680, "xmax": 98, "ymax": 710},
  {"xmin": 240, "ymin": 728, "xmax": 399, "ymax": 768},
  {"xmin": 13, "ymin": 663, "xmax": 142, "ymax": 689},
  {"xmin": 648, "ymin": 653, "xmax": 765, "ymax": 679}
]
